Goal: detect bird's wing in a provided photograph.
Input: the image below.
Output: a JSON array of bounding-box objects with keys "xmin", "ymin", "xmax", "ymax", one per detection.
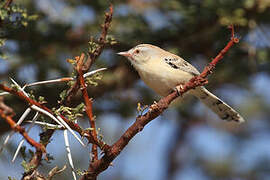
[{"xmin": 163, "ymin": 56, "xmax": 200, "ymax": 76}]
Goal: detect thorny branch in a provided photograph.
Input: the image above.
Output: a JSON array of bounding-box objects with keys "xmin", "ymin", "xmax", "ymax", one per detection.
[
  {"xmin": 0, "ymin": 109, "xmax": 46, "ymax": 153},
  {"xmin": 0, "ymin": 83, "xmax": 102, "ymax": 147},
  {"xmin": 83, "ymin": 5, "xmax": 114, "ymax": 72},
  {"xmin": 80, "ymin": 25, "xmax": 239, "ymax": 180},
  {"xmin": 21, "ymin": 129, "xmax": 54, "ymax": 178},
  {"xmin": 0, "ymin": 70, "xmax": 106, "ymax": 179},
  {"xmin": 65, "ymin": 5, "xmax": 113, "ymax": 105},
  {"xmin": 0, "ymin": 5, "xmax": 113, "ymax": 179}
]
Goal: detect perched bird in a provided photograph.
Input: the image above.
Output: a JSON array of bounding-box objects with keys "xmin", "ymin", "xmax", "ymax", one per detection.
[{"xmin": 118, "ymin": 44, "xmax": 245, "ymax": 123}]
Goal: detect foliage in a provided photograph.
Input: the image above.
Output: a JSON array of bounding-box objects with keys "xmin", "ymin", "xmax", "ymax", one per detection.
[
  {"xmin": 55, "ymin": 103, "xmax": 85, "ymax": 121},
  {"xmin": 21, "ymin": 160, "xmax": 36, "ymax": 173}
]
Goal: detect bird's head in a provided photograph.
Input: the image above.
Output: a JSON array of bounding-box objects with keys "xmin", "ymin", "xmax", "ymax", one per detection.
[{"xmin": 117, "ymin": 44, "xmax": 162, "ymax": 66}]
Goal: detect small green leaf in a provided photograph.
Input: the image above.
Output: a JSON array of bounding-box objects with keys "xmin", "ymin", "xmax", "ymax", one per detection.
[
  {"xmin": 59, "ymin": 90, "xmax": 67, "ymax": 101},
  {"xmin": 21, "ymin": 160, "xmax": 36, "ymax": 173},
  {"xmin": 8, "ymin": 177, "xmax": 16, "ymax": 180}
]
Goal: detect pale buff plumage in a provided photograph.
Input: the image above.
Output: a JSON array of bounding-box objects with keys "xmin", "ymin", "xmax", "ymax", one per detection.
[{"xmin": 118, "ymin": 44, "xmax": 245, "ymax": 123}]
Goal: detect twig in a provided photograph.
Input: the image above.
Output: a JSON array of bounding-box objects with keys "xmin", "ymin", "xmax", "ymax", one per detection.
[
  {"xmin": 82, "ymin": 5, "xmax": 114, "ymax": 72},
  {"xmin": 25, "ymin": 129, "xmax": 54, "ymax": 174},
  {"xmin": 77, "ymin": 54, "xmax": 98, "ymax": 162},
  {"xmin": 8, "ymin": 78, "xmax": 86, "ymax": 146},
  {"xmin": 47, "ymin": 165, "xmax": 67, "ymax": 180},
  {"xmin": 80, "ymin": 25, "xmax": 239, "ymax": 180},
  {"xmin": 0, "ymin": 109, "xmax": 46, "ymax": 153},
  {"xmin": 0, "ymin": 96, "xmax": 14, "ymax": 115},
  {"xmin": 12, "ymin": 112, "xmax": 39, "ymax": 162},
  {"xmin": 65, "ymin": 5, "xmax": 113, "ymax": 105},
  {"xmin": 0, "ymin": 108, "xmax": 31, "ymax": 154},
  {"xmin": 4, "ymin": 0, "xmax": 13, "ymax": 9}
]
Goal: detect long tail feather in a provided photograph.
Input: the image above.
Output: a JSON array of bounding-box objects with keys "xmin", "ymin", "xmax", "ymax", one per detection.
[{"xmin": 192, "ymin": 87, "xmax": 245, "ymax": 123}]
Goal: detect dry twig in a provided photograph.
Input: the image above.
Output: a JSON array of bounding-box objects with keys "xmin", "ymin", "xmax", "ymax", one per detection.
[
  {"xmin": 77, "ymin": 53, "xmax": 98, "ymax": 162},
  {"xmin": 0, "ymin": 96, "xmax": 14, "ymax": 115},
  {"xmin": 65, "ymin": 5, "xmax": 113, "ymax": 105},
  {"xmin": 3, "ymin": 0, "xmax": 13, "ymax": 9},
  {"xmin": 0, "ymin": 109, "xmax": 46, "ymax": 153}
]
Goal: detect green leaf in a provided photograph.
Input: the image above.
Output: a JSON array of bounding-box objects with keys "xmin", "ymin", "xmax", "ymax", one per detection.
[{"xmin": 21, "ymin": 160, "xmax": 35, "ymax": 173}]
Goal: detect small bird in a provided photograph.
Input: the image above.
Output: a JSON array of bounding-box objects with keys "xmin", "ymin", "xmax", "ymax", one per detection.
[{"xmin": 118, "ymin": 44, "xmax": 245, "ymax": 123}]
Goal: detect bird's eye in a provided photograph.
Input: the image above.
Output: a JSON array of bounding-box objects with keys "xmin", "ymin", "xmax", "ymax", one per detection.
[{"xmin": 135, "ymin": 49, "xmax": 140, "ymax": 54}]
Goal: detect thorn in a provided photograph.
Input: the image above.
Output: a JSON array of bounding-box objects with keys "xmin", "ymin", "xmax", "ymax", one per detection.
[{"xmin": 174, "ymin": 85, "xmax": 184, "ymax": 96}]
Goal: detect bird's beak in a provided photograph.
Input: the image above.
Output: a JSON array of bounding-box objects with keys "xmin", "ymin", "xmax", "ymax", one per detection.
[{"xmin": 117, "ymin": 51, "xmax": 131, "ymax": 58}]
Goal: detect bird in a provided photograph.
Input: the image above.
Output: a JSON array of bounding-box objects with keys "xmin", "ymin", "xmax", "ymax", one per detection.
[{"xmin": 117, "ymin": 44, "xmax": 245, "ymax": 123}]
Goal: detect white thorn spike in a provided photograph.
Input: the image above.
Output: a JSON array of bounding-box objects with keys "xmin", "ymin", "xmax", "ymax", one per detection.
[
  {"xmin": 9, "ymin": 78, "xmax": 86, "ymax": 149},
  {"xmin": 23, "ymin": 67, "xmax": 107, "ymax": 88},
  {"xmin": 8, "ymin": 79, "xmax": 64, "ymax": 128},
  {"xmin": 9, "ymin": 79, "xmax": 62, "ymax": 126},
  {"xmin": 12, "ymin": 112, "xmax": 39, "ymax": 162},
  {"xmin": 25, "ymin": 78, "xmax": 72, "ymax": 88},
  {"xmin": 25, "ymin": 121, "xmax": 63, "ymax": 129},
  {"xmin": 0, "ymin": 92, "xmax": 9, "ymax": 96},
  {"xmin": 57, "ymin": 116, "xmax": 85, "ymax": 147},
  {"xmin": 9, "ymin": 78, "xmax": 84, "ymax": 146},
  {"xmin": 16, "ymin": 108, "xmax": 32, "ymax": 125},
  {"xmin": 83, "ymin": 68, "xmax": 107, "ymax": 78},
  {"xmin": 0, "ymin": 108, "xmax": 31, "ymax": 154},
  {"xmin": 11, "ymin": 140, "xmax": 24, "ymax": 163},
  {"xmin": 10, "ymin": 78, "xmax": 29, "ymax": 97},
  {"xmin": 31, "ymin": 105, "xmax": 63, "ymax": 126},
  {"xmin": 0, "ymin": 133, "xmax": 13, "ymax": 153},
  {"xmin": 64, "ymin": 130, "xmax": 77, "ymax": 180}
]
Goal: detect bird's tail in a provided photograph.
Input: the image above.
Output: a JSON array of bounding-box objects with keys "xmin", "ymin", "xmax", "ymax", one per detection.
[{"xmin": 191, "ymin": 87, "xmax": 245, "ymax": 123}]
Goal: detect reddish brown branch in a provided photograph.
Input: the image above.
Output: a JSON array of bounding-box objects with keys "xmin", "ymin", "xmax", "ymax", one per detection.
[
  {"xmin": 0, "ymin": 82, "xmax": 108, "ymax": 176},
  {"xmin": 82, "ymin": 5, "xmax": 114, "ymax": 72},
  {"xmin": 22, "ymin": 129, "xmax": 55, "ymax": 176},
  {"xmin": 200, "ymin": 25, "xmax": 239, "ymax": 78},
  {"xmin": 0, "ymin": 109, "xmax": 46, "ymax": 153},
  {"xmin": 4, "ymin": 0, "xmax": 13, "ymax": 8},
  {"xmin": 80, "ymin": 25, "xmax": 239, "ymax": 180},
  {"xmin": 0, "ymin": 96, "xmax": 14, "ymax": 115},
  {"xmin": 65, "ymin": 5, "xmax": 113, "ymax": 105},
  {"xmin": 77, "ymin": 53, "xmax": 98, "ymax": 162}
]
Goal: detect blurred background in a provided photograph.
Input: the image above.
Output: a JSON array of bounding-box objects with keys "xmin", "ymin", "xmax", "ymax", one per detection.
[{"xmin": 0, "ymin": 0, "xmax": 270, "ymax": 179}]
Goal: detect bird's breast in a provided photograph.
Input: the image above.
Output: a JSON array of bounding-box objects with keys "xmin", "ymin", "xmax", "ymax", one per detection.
[{"xmin": 135, "ymin": 61, "xmax": 193, "ymax": 96}]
